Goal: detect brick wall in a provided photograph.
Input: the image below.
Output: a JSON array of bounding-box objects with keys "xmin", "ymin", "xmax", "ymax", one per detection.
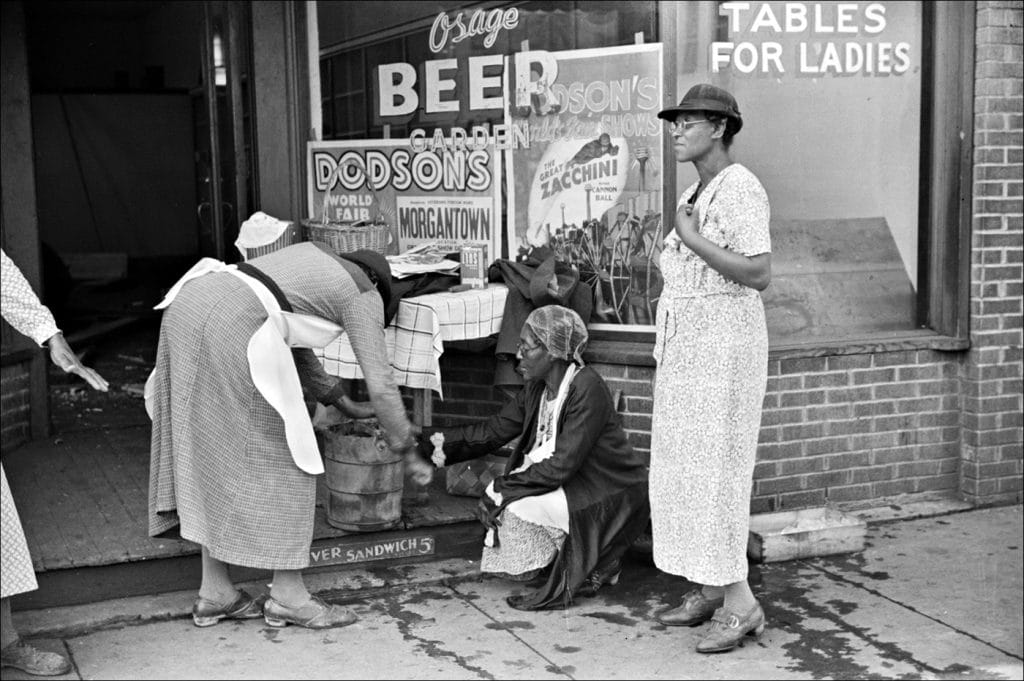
[
  {"xmin": 431, "ymin": 349, "xmax": 510, "ymax": 425},
  {"xmin": 590, "ymin": 354, "xmax": 964, "ymax": 514},
  {"xmin": 963, "ymin": 0, "xmax": 1024, "ymax": 505},
  {"xmin": 753, "ymin": 353, "xmax": 962, "ymax": 512},
  {"xmin": 434, "ymin": 346, "xmax": 967, "ymax": 513},
  {"xmin": 433, "ymin": 341, "xmax": 1012, "ymax": 514},
  {"xmin": 1, "ymin": 361, "xmax": 33, "ymax": 450}
]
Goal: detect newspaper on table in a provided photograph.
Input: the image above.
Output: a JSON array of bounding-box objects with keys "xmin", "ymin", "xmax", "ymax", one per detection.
[{"xmin": 386, "ymin": 242, "xmax": 460, "ymax": 279}]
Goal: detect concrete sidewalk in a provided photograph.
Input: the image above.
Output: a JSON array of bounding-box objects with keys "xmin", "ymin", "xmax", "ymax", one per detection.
[{"xmin": 3, "ymin": 504, "xmax": 1022, "ymax": 680}]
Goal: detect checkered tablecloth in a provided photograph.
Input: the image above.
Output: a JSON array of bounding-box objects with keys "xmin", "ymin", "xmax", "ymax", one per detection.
[{"xmin": 316, "ymin": 283, "xmax": 508, "ymax": 398}]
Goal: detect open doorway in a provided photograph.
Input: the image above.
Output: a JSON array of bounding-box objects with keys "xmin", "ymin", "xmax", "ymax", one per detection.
[
  {"xmin": 25, "ymin": 0, "xmax": 255, "ymax": 335},
  {"xmin": 6, "ymin": 2, "xmax": 260, "ymax": 608}
]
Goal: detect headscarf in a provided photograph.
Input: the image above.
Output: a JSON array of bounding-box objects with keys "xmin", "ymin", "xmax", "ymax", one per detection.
[{"xmin": 524, "ymin": 305, "xmax": 588, "ymax": 366}]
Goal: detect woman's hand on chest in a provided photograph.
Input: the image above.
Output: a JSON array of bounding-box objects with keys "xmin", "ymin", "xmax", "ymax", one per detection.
[{"xmin": 674, "ymin": 205, "xmax": 701, "ymax": 248}]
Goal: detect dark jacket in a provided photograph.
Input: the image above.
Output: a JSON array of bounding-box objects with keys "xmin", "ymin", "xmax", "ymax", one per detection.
[{"xmin": 421, "ymin": 366, "xmax": 649, "ymax": 610}]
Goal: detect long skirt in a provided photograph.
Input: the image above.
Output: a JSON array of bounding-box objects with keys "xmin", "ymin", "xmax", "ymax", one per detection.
[
  {"xmin": 148, "ymin": 273, "xmax": 316, "ymax": 570},
  {"xmin": 481, "ymin": 491, "xmax": 568, "ymax": 577},
  {"xmin": 650, "ymin": 292, "xmax": 767, "ymax": 585}
]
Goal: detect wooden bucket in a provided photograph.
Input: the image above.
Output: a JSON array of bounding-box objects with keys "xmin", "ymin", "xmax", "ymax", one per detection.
[{"xmin": 321, "ymin": 420, "xmax": 403, "ymax": 532}]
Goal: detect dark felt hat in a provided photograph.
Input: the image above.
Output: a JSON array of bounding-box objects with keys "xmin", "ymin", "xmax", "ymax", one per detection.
[
  {"xmin": 339, "ymin": 249, "xmax": 394, "ymax": 324},
  {"xmin": 657, "ymin": 83, "xmax": 743, "ymax": 133}
]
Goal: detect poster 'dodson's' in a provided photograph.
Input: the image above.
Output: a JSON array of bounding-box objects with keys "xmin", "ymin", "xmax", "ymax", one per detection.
[
  {"xmin": 306, "ymin": 139, "xmax": 503, "ymax": 257},
  {"xmin": 505, "ymin": 43, "xmax": 664, "ymax": 325}
]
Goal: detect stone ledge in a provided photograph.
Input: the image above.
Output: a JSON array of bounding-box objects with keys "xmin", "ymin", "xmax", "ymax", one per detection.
[{"xmin": 839, "ymin": 492, "xmax": 975, "ymax": 524}]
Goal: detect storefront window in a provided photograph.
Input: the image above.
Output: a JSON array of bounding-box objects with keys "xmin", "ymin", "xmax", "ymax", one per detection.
[
  {"xmin": 670, "ymin": 1, "xmax": 924, "ymax": 343},
  {"xmin": 315, "ymin": 2, "xmax": 960, "ymax": 347},
  {"xmin": 316, "ymin": 0, "xmax": 661, "ymax": 318}
]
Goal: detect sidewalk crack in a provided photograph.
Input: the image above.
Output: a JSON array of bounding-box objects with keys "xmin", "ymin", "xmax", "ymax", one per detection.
[
  {"xmin": 449, "ymin": 582, "xmax": 577, "ymax": 679},
  {"xmin": 806, "ymin": 561, "xmax": 1024, "ymax": 662},
  {"xmin": 61, "ymin": 638, "xmax": 83, "ymax": 680}
]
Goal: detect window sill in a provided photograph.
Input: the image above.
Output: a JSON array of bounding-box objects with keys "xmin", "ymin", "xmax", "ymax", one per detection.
[
  {"xmin": 583, "ymin": 331, "xmax": 969, "ymax": 367},
  {"xmin": 766, "ymin": 332, "xmax": 969, "ymax": 360}
]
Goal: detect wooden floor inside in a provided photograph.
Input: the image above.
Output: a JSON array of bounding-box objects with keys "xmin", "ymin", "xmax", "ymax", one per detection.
[{"xmin": 5, "ymin": 423, "xmax": 477, "ymax": 573}]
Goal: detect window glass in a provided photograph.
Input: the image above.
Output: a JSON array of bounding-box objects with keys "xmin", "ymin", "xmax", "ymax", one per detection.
[
  {"xmin": 319, "ymin": 2, "xmax": 656, "ymax": 138},
  {"xmin": 668, "ymin": 1, "xmax": 923, "ymax": 342}
]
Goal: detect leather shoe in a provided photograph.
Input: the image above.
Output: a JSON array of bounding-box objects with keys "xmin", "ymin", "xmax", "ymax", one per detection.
[
  {"xmin": 657, "ymin": 588, "xmax": 724, "ymax": 626},
  {"xmin": 1, "ymin": 639, "xmax": 72, "ymax": 676},
  {"xmin": 192, "ymin": 589, "xmax": 265, "ymax": 627},
  {"xmin": 696, "ymin": 603, "xmax": 766, "ymax": 653},
  {"xmin": 263, "ymin": 595, "xmax": 357, "ymax": 629},
  {"xmin": 576, "ymin": 558, "xmax": 621, "ymax": 598}
]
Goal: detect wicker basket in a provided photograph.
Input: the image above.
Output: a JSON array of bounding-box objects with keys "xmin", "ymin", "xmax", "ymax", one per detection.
[
  {"xmin": 304, "ymin": 157, "xmax": 392, "ymax": 255},
  {"xmin": 445, "ymin": 452, "xmax": 509, "ymax": 497},
  {"xmin": 303, "ymin": 220, "xmax": 391, "ymax": 255}
]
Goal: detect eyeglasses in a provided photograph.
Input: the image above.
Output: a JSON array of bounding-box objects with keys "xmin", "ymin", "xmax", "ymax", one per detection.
[
  {"xmin": 669, "ymin": 118, "xmax": 709, "ymax": 132},
  {"xmin": 516, "ymin": 341, "xmax": 544, "ymax": 355}
]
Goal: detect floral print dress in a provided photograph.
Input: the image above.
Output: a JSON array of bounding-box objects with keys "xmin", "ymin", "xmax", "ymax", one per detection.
[
  {"xmin": 650, "ymin": 163, "xmax": 771, "ymax": 586},
  {"xmin": 1, "ymin": 248, "xmax": 59, "ymax": 599}
]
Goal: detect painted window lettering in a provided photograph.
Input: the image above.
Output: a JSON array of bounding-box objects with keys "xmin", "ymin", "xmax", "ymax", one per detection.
[
  {"xmin": 429, "ymin": 7, "xmax": 519, "ymax": 53},
  {"xmin": 712, "ymin": 2, "xmax": 910, "ymax": 75}
]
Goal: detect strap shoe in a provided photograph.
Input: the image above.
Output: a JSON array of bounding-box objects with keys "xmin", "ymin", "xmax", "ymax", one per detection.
[
  {"xmin": 696, "ymin": 603, "xmax": 766, "ymax": 653},
  {"xmin": 192, "ymin": 589, "xmax": 265, "ymax": 627},
  {"xmin": 263, "ymin": 595, "xmax": 357, "ymax": 629},
  {"xmin": 576, "ymin": 558, "xmax": 622, "ymax": 598},
  {"xmin": 1, "ymin": 639, "xmax": 72, "ymax": 676},
  {"xmin": 656, "ymin": 588, "xmax": 724, "ymax": 626}
]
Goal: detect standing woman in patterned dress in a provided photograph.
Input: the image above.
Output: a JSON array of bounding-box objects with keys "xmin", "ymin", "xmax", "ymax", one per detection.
[
  {"xmin": 648, "ymin": 84, "xmax": 772, "ymax": 653},
  {"xmin": 1, "ymin": 248, "xmax": 108, "ymax": 676}
]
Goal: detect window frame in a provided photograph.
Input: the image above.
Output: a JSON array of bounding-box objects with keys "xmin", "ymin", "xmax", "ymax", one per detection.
[{"xmin": 917, "ymin": 0, "xmax": 974, "ymax": 345}]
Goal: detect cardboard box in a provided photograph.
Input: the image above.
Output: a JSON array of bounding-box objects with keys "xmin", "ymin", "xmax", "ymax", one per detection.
[
  {"xmin": 460, "ymin": 244, "xmax": 488, "ymax": 289},
  {"xmin": 747, "ymin": 507, "xmax": 867, "ymax": 563}
]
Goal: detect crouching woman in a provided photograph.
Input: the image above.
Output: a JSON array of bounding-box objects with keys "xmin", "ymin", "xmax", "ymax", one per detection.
[{"xmin": 419, "ymin": 305, "xmax": 650, "ymax": 610}]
